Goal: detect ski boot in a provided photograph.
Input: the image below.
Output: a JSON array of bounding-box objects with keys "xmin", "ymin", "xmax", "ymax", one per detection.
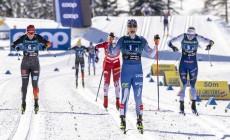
[
  {"xmin": 120, "ymin": 115, "xmax": 126, "ymax": 134},
  {"xmin": 34, "ymin": 99, "xmax": 39, "ymax": 114},
  {"xmin": 82, "ymin": 80, "xmax": 85, "ymax": 88},
  {"xmin": 116, "ymin": 98, "xmax": 120, "ymax": 111},
  {"xmin": 137, "ymin": 115, "xmax": 144, "ymax": 134},
  {"xmin": 103, "ymin": 96, "xmax": 108, "ymax": 110},
  {"xmin": 179, "ymin": 101, "xmax": 185, "ymax": 116},
  {"xmin": 191, "ymin": 100, "xmax": 199, "ymax": 116},
  {"xmin": 76, "ymin": 80, "xmax": 78, "ymax": 89},
  {"xmin": 21, "ymin": 102, "xmax": 26, "ymax": 114},
  {"xmin": 88, "ymin": 71, "xmax": 90, "ymax": 76}
]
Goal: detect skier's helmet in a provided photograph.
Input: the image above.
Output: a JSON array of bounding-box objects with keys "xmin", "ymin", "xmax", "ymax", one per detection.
[
  {"xmin": 109, "ymin": 32, "xmax": 115, "ymax": 38},
  {"xmin": 77, "ymin": 39, "xmax": 81, "ymax": 45},
  {"xmin": 186, "ymin": 27, "xmax": 196, "ymax": 40},
  {"xmin": 127, "ymin": 19, "xmax": 137, "ymax": 28},
  {"xmin": 27, "ymin": 25, "xmax": 35, "ymax": 33}
]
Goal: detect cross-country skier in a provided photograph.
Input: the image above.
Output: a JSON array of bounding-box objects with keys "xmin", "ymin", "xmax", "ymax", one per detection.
[
  {"xmin": 95, "ymin": 32, "xmax": 120, "ymax": 110},
  {"xmin": 167, "ymin": 27, "xmax": 214, "ymax": 115},
  {"xmin": 110, "ymin": 19, "xmax": 159, "ymax": 133},
  {"xmin": 87, "ymin": 42, "xmax": 98, "ymax": 75},
  {"xmin": 160, "ymin": 10, "xmax": 171, "ymax": 35},
  {"xmin": 11, "ymin": 25, "xmax": 51, "ymax": 114},
  {"xmin": 68, "ymin": 39, "xmax": 87, "ymax": 88}
]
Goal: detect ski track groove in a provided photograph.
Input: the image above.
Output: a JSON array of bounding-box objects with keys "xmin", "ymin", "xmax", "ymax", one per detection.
[
  {"xmin": 142, "ymin": 96, "xmax": 228, "ymax": 139},
  {"xmin": 7, "ymin": 72, "xmax": 68, "ymax": 140}
]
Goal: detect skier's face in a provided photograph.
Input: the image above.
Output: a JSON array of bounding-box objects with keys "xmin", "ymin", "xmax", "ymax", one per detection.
[
  {"xmin": 127, "ymin": 24, "xmax": 137, "ymax": 36},
  {"xmin": 187, "ymin": 34, "xmax": 195, "ymax": 40},
  {"xmin": 27, "ymin": 32, "xmax": 35, "ymax": 39}
]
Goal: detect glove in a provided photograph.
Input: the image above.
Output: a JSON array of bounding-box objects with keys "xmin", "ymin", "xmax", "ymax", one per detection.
[
  {"xmin": 15, "ymin": 46, "xmax": 20, "ymax": 52},
  {"xmin": 171, "ymin": 45, "xmax": 179, "ymax": 52},
  {"xmin": 68, "ymin": 47, "xmax": 72, "ymax": 50},
  {"xmin": 205, "ymin": 44, "xmax": 211, "ymax": 50},
  {"xmin": 154, "ymin": 34, "xmax": 160, "ymax": 45},
  {"xmin": 95, "ymin": 56, "xmax": 99, "ymax": 63},
  {"xmin": 42, "ymin": 45, "xmax": 47, "ymax": 51}
]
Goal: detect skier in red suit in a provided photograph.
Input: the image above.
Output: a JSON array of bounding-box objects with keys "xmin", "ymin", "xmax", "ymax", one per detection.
[{"xmin": 95, "ymin": 32, "xmax": 120, "ymax": 110}]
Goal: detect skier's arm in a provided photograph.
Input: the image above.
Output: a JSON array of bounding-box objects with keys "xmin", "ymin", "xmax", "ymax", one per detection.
[
  {"xmin": 167, "ymin": 34, "xmax": 184, "ymax": 46},
  {"xmin": 142, "ymin": 37, "xmax": 156, "ymax": 58},
  {"xmin": 11, "ymin": 35, "xmax": 26, "ymax": 48},
  {"xmin": 37, "ymin": 34, "xmax": 51, "ymax": 48},
  {"xmin": 167, "ymin": 34, "xmax": 184, "ymax": 51},
  {"xmin": 68, "ymin": 46, "xmax": 77, "ymax": 50},
  {"xmin": 196, "ymin": 35, "xmax": 214, "ymax": 50},
  {"xmin": 196, "ymin": 35, "xmax": 214, "ymax": 46},
  {"xmin": 110, "ymin": 37, "xmax": 123, "ymax": 55},
  {"xmin": 95, "ymin": 42, "xmax": 109, "ymax": 49}
]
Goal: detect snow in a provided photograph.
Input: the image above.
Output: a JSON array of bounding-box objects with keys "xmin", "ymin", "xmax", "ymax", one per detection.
[{"xmin": 0, "ymin": 0, "xmax": 230, "ymax": 139}]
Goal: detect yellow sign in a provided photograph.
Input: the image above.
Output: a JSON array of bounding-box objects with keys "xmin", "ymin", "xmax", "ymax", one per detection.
[
  {"xmin": 194, "ymin": 81, "xmax": 230, "ymax": 100},
  {"xmin": 163, "ymin": 71, "xmax": 181, "ymax": 86},
  {"xmin": 0, "ymin": 20, "xmax": 4, "ymax": 25},
  {"xmin": 151, "ymin": 64, "xmax": 176, "ymax": 76}
]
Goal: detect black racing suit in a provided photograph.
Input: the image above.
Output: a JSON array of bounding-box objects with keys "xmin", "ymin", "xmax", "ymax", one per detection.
[
  {"xmin": 69, "ymin": 45, "xmax": 87, "ymax": 83},
  {"xmin": 11, "ymin": 34, "xmax": 50, "ymax": 103}
]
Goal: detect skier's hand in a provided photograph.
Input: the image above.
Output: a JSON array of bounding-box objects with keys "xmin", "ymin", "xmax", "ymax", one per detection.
[
  {"xmin": 154, "ymin": 34, "xmax": 160, "ymax": 45},
  {"xmin": 205, "ymin": 44, "xmax": 212, "ymax": 50},
  {"xmin": 42, "ymin": 45, "xmax": 47, "ymax": 51},
  {"xmin": 15, "ymin": 46, "xmax": 20, "ymax": 52},
  {"xmin": 95, "ymin": 56, "xmax": 99, "ymax": 63},
  {"xmin": 171, "ymin": 45, "xmax": 179, "ymax": 52},
  {"xmin": 68, "ymin": 47, "xmax": 72, "ymax": 50}
]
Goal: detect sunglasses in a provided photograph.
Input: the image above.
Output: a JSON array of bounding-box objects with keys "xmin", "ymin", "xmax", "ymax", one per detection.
[
  {"xmin": 127, "ymin": 24, "xmax": 137, "ymax": 28},
  {"xmin": 28, "ymin": 32, "xmax": 35, "ymax": 35},
  {"xmin": 187, "ymin": 34, "xmax": 195, "ymax": 38}
]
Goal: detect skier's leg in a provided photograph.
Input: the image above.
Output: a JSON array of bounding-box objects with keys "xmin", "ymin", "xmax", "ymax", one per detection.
[
  {"xmin": 131, "ymin": 64, "xmax": 144, "ymax": 130},
  {"xmin": 112, "ymin": 60, "xmax": 121, "ymax": 109},
  {"xmin": 132, "ymin": 72, "xmax": 143, "ymax": 116},
  {"xmin": 88, "ymin": 56, "xmax": 90, "ymax": 75},
  {"xmin": 92, "ymin": 57, "xmax": 96, "ymax": 75},
  {"xmin": 75, "ymin": 61, "xmax": 80, "ymax": 88},
  {"xmin": 21, "ymin": 59, "xmax": 30, "ymax": 112},
  {"xmin": 120, "ymin": 65, "xmax": 132, "ymax": 117},
  {"xmin": 178, "ymin": 63, "xmax": 188, "ymax": 102},
  {"xmin": 103, "ymin": 62, "xmax": 111, "ymax": 109},
  {"xmin": 80, "ymin": 59, "xmax": 85, "ymax": 87},
  {"xmin": 189, "ymin": 65, "xmax": 198, "ymax": 113},
  {"xmin": 31, "ymin": 58, "xmax": 40, "ymax": 112},
  {"xmin": 189, "ymin": 66, "xmax": 198, "ymax": 101}
]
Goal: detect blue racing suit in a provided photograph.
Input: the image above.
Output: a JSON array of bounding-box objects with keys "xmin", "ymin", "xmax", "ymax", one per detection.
[
  {"xmin": 112, "ymin": 35, "xmax": 156, "ymax": 117},
  {"xmin": 87, "ymin": 45, "xmax": 97, "ymax": 74},
  {"xmin": 167, "ymin": 34, "xmax": 213, "ymax": 101}
]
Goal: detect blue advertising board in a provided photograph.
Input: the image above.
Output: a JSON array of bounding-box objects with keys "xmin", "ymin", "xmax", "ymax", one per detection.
[
  {"xmin": 55, "ymin": 0, "xmax": 83, "ymax": 27},
  {"xmin": 10, "ymin": 29, "xmax": 71, "ymax": 50}
]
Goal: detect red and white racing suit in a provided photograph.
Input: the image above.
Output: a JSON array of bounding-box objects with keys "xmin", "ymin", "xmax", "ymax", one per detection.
[{"xmin": 96, "ymin": 42, "xmax": 120, "ymax": 99}]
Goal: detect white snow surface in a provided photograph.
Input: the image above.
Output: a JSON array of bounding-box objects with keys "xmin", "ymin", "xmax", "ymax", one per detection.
[{"xmin": 1, "ymin": 1, "xmax": 230, "ymax": 140}]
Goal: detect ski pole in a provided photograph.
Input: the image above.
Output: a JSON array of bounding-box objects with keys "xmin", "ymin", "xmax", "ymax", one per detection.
[
  {"xmin": 95, "ymin": 41, "xmax": 111, "ymax": 101},
  {"xmin": 17, "ymin": 51, "xmax": 20, "ymax": 60},
  {"xmin": 47, "ymin": 50, "xmax": 56, "ymax": 57},
  {"xmin": 154, "ymin": 34, "xmax": 160, "ymax": 110},
  {"xmin": 208, "ymin": 50, "xmax": 213, "ymax": 67},
  {"xmin": 95, "ymin": 70, "xmax": 104, "ymax": 101},
  {"xmin": 67, "ymin": 51, "xmax": 72, "ymax": 65}
]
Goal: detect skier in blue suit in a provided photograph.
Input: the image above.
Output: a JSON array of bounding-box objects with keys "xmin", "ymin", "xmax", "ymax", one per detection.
[
  {"xmin": 167, "ymin": 27, "xmax": 214, "ymax": 115},
  {"xmin": 111, "ymin": 19, "xmax": 159, "ymax": 133}
]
